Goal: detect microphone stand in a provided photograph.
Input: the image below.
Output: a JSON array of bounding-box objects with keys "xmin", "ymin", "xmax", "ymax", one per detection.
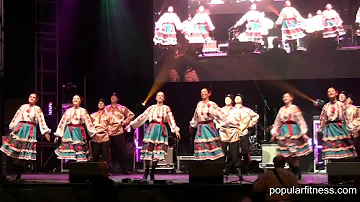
[
  {"xmin": 226, "ymin": 26, "xmax": 234, "ymax": 43},
  {"xmin": 254, "ymin": 80, "xmax": 271, "ymax": 143}
]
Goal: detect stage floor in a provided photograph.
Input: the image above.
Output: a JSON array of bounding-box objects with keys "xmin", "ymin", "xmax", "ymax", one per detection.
[{"xmin": 19, "ymin": 173, "xmax": 329, "ymax": 185}]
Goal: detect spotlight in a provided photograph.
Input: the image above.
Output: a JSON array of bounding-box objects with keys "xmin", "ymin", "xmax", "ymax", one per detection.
[
  {"xmin": 313, "ymin": 99, "xmax": 325, "ymax": 107},
  {"xmin": 142, "ymin": 102, "xmax": 146, "ymax": 106}
]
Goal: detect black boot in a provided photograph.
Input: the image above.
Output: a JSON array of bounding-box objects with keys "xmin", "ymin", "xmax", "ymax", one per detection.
[
  {"xmin": 143, "ymin": 168, "xmax": 149, "ymax": 180},
  {"xmin": 223, "ymin": 169, "xmax": 230, "ymax": 180},
  {"xmin": 236, "ymin": 168, "xmax": 243, "ymax": 181},
  {"xmin": 296, "ymin": 167, "xmax": 302, "ymax": 180},
  {"xmin": 15, "ymin": 164, "xmax": 23, "ymax": 180},
  {"xmin": 150, "ymin": 165, "xmax": 156, "ymax": 180},
  {"xmin": 298, "ymin": 171, "xmax": 302, "ymax": 180},
  {"xmin": 289, "ymin": 166, "xmax": 301, "ymax": 180}
]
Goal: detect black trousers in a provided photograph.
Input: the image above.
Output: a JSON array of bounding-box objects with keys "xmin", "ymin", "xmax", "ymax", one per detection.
[
  {"xmin": 109, "ymin": 135, "xmax": 127, "ymax": 169},
  {"xmin": 239, "ymin": 135, "xmax": 250, "ymax": 173},
  {"xmin": 91, "ymin": 141, "xmax": 110, "ymax": 166},
  {"xmin": 221, "ymin": 141, "xmax": 240, "ymax": 172}
]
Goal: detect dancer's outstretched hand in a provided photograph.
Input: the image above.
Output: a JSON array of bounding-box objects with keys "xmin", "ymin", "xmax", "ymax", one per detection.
[
  {"xmin": 189, "ymin": 126, "xmax": 195, "ymax": 134},
  {"xmin": 270, "ymin": 136, "xmax": 276, "ymax": 143},
  {"xmin": 175, "ymin": 131, "xmax": 181, "ymax": 140},
  {"xmin": 44, "ymin": 132, "xmax": 51, "ymax": 142}
]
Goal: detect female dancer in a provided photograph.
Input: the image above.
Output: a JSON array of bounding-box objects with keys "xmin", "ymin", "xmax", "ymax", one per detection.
[
  {"xmin": 126, "ymin": 92, "xmax": 181, "ymax": 180},
  {"xmin": 189, "ymin": 87, "xmax": 227, "ymax": 161},
  {"xmin": 270, "ymin": 93, "xmax": 311, "ymax": 179},
  {"xmin": 317, "ymin": 87, "xmax": 357, "ymax": 161},
  {"xmin": 1, "ymin": 93, "xmax": 51, "ymax": 179},
  {"xmin": 322, "ymin": 4, "xmax": 345, "ymax": 39},
  {"xmin": 185, "ymin": 6, "xmax": 215, "ymax": 44},
  {"xmin": 153, "ymin": 6, "xmax": 183, "ymax": 46},
  {"xmin": 54, "ymin": 95, "xmax": 96, "ymax": 162},
  {"xmin": 234, "ymin": 4, "xmax": 263, "ymax": 44},
  {"xmin": 275, "ymin": 1, "xmax": 305, "ymax": 52}
]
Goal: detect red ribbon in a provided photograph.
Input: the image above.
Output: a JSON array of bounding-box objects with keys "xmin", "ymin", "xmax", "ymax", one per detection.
[
  {"xmin": 283, "ymin": 119, "xmax": 295, "ymax": 136},
  {"xmin": 69, "ymin": 124, "xmax": 86, "ymax": 141},
  {"xmin": 14, "ymin": 122, "xmax": 35, "ymax": 138},
  {"xmin": 197, "ymin": 120, "xmax": 213, "ymax": 137},
  {"xmin": 151, "ymin": 121, "xmax": 166, "ymax": 137}
]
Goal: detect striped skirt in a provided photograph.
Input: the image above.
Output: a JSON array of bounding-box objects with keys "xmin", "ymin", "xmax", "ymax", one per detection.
[
  {"xmin": 276, "ymin": 121, "xmax": 312, "ymax": 158},
  {"xmin": 141, "ymin": 121, "xmax": 168, "ymax": 161},
  {"xmin": 55, "ymin": 124, "xmax": 89, "ymax": 162},
  {"xmin": 321, "ymin": 121, "xmax": 357, "ymax": 160},
  {"xmin": 1, "ymin": 122, "xmax": 37, "ymax": 161},
  {"xmin": 194, "ymin": 121, "xmax": 224, "ymax": 160}
]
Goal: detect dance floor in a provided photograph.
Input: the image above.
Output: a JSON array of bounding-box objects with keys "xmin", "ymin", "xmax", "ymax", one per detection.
[{"xmin": 19, "ymin": 173, "xmax": 329, "ymax": 185}]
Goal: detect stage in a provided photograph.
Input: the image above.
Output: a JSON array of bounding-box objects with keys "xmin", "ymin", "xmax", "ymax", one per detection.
[{"xmin": 1, "ymin": 173, "xmax": 358, "ymax": 202}]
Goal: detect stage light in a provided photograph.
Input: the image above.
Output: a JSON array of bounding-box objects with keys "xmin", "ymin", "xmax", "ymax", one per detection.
[
  {"xmin": 142, "ymin": 102, "xmax": 146, "ymax": 106},
  {"xmin": 48, "ymin": 102, "xmax": 53, "ymax": 116},
  {"xmin": 313, "ymin": 99, "xmax": 325, "ymax": 107}
]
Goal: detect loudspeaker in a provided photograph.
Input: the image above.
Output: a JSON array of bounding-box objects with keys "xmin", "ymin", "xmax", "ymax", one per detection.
[
  {"xmin": 227, "ymin": 41, "xmax": 254, "ymax": 55},
  {"xmin": 69, "ymin": 162, "xmax": 106, "ymax": 183},
  {"xmin": 327, "ymin": 162, "xmax": 360, "ymax": 185},
  {"xmin": 188, "ymin": 161, "xmax": 224, "ymax": 184}
]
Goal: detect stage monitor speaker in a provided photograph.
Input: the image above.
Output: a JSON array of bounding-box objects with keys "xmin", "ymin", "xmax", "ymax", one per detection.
[
  {"xmin": 327, "ymin": 162, "xmax": 360, "ymax": 185},
  {"xmin": 188, "ymin": 161, "xmax": 224, "ymax": 184},
  {"xmin": 227, "ymin": 41, "xmax": 254, "ymax": 55},
  {"xmin": 69, "ymin": 162, "xmax": 106, "ymax": 183},
  {"xmin": 261, "ymin": 144, "xmax": 277, "ymax": 164}
]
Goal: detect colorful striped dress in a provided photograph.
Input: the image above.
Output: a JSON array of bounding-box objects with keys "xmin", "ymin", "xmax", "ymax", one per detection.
[
  {"xmin": 190, "ymin": 101, "xmax": 227, "ymax": 160},
  {"xmin": 270, "ymin": 104, "xmax": 312, "ymax": 157},
  {"xmin": 235, "ymin": 10, "xmax": 263, "ymax": 43},
  {"xmin": 129, "ymin": 104, "xmax": 179, "ymax": 161},
  {"xmin": 185, "ymin": 12, "xmax": 215, "ymax": 44},
  {"xmin": 1, "ymin": 104, "xmax": 51, "ymax": 161},
  {"xmin": 318, "ymin": 101, "xmax": 357, "ymax": 159},
  {"xmin": 153, "ymin": 12, "xmax": 183, "ymax": 46},
  {"xmin": 275, "ymin": 6, "xmax": 306, "ymax": 41},
  {"xmin": 54, "ymin": 107, "xmax": 96, "ymax": 162},
  {"xmin": 322, "ymin": 9, "xmax": 345, "ymax": 39}
]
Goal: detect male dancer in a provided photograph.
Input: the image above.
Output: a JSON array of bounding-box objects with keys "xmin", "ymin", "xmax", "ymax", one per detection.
[
  {"xmin": 339, "ymin": 92, "xmax": 360, "ymax": 159},
  {"xmin": 90, "ymin": 99, "xmax": 113, "ymax": 169},
  {"xmin": 105, "ymin": 93, "xmax": 135, "ymax": 174},
  {"xmin": 234, "ymin": 94, "xmax": 259, "ymax": 174},
  {"xmin": 216, "ymin": 94, "xmax": 250, "ymax": 179}
]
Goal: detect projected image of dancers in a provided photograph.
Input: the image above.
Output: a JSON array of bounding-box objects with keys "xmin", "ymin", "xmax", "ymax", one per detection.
[
  {"xmin": 152, "ymin": 1, "xmax": 360, "ymax": 82},
  {"xmin": 153, "ymin": 6, "xmax": 183, "ymax": 46}
]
